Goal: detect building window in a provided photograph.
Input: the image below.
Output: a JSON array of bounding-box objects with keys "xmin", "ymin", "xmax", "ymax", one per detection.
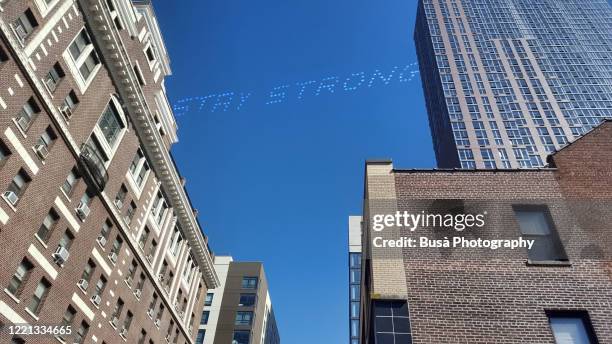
[
  {"xmin": 97, "ymin": 101, "xmax": 125, "ymax": 148},
  {"xmin": 67, "ymin": 29, "xmax": 100, "ymax": 87},
  {"xmin": 60, "ymin": 90, "xmax": 79, "ymax": 120},
  {"xmin": 201, "ymin": 311, "xmax": 209, "ymax": 325},
  {"xmin": 548, "ymin": 311, "xmax": 597, "ymax": 344},
  {"xmin": 137, "ymin": 329, "xmax": 147, "ymax": 344},
  {"xmin": 58, "ymin": 230, "xmax": 74, "ymax": 251},
  {"xmin": 235, "ymin": 311, "xmax": 253, "ymax": 326},
  {"xmin": 204, "ymin": 293, "xmax": 213, "ymax": 306},
  {"xmin": 129, "ymin": 149, "xmax": 150, "ymax": 188},
  {"xmin": 371, "ymin": 300, "xmax": 412, "ymax": 343},
  {"xmin": 125, "ymin": 201, "xmax": 137, "ymax": 225},
  {"xmin": 12, "ymin": 9, "xmax": 38, "ymax": 43},
  {"xmin": 5, "ymin": 168, "xmax": 31, "ymax": 205},
  {"xmin": 16, "ymin": 97, "xmax": 40, "ymax": 132},
  {"xmin": 7, "ymin": 258, "xmax": 34, "ymax": 297},
  {"xmin": 233, "ymin": 330, "xmax": 250, "ymax": 344},
  {"xmin": 513, "ymin": 206, "xmax": 568, "ymax": 262},
  {"xmin": 239, "ymin": 294, "xmax": 256, "ymax": 307},
  {"xmin": 241, "ymin": 277, "xmax": 258, "ymax": 289},
  {"xmin": 74, "ymin": 321, "xmax": 89, "ymax": 344},
  {"xmin": 122, "ymin": 310, "xmax": 133, "ymax": 334},
  {"xmin": 151, "ymin": 191, "xmax": 168, "ymax": 225},
  {"xmin": 0, "ymin": 45, "xmax": 9, "ymax": 62},
  {"xmin": 134, "ymin": 63, "xmax": 146, "ymax": 86},
  {"xmin": 196, "ymin": 329, "xmax": 205, "ymax": 344},
  {"xmin": 43, "ymin": 62, "xmax": 65, "ymax": 93},
  {"xmin": 36, "ymin": 208, "xmax": 59, "ymax": 243},
  {"xmin": 27, "ymin": 278, "xmax": 51, "ymax": 315},
  {"xmin": 58, "ymin": 306, "xmax": 76, "ymax": 341},
  {"xmin": 35, "ymin": 126, "xmax": 57, "ymax": 159},
  {"xmin": 115, "ymin": 184, "xmax": 127, "ymax": 209},
  {"xmin": 94, "ymin": 275, "xmax": 107, "ymax": 299},
  {"xmin": 110, "ymin": 236, "xmax": 122, "ymax": 261},
  {"xmin": 139, "ymin": 226, "xmax": 150, "ymax": 249},
  {"xmin": 80, "ymin": 259, "xmax": 95, "ymax": 290},
  {"xmin": 61, "ymin": 167, "xmax": 79, "ymax": 196},
  {"xmin": 0, "ymin": 140, "xmax": 11, "ymax": 168}
]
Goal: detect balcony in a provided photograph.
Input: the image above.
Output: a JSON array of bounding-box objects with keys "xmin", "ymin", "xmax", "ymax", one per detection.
[{"xmin": 79, "ymin": 142, "xmax": 108, "ymax": 192}]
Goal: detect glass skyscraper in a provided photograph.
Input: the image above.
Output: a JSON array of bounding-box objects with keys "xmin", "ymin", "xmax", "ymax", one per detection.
[
  {"xmin": 415, "ymin": 0, "xmax": 612, "ymax": 168},
  {"xmin": 348, "ymin": 216, "xmax": 362, "ymax": 344}
]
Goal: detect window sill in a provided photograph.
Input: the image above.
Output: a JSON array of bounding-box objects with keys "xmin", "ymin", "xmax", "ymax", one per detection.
[
  {"xmin": 24, "ymin": 307, "xmax": 40, "ymax": 321},
  {"xmin": 526, "ymin": 260, "xmax": 572, "ymax": 267},
  {"xmin": 3, "ymin": 289, "xmax": 20, "ymax": 304},
  {"xmin": 59, "ymin": 188, "xmax": 72, "ymax": 203},
  {"xmin": 34, "ymin": 234, "xmax": 49, "ymax": 249}
]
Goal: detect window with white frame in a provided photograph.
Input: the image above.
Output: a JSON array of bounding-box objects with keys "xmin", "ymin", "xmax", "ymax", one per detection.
[
  {"xmin": 65, "ymin": 29, "xmax": 101, "ymax": 92},
  {"xmin": 128, "ymin": 149, "xmax": 150, "ymax": 188},
  {"xmin": 97, "ymin": 102, "xmax": 124, "ymax": 148},
  {"xmin": 12, "ymin": 9, "xmax": 38, "ymax": 44},
  {"xmin": 168, "ymin": 226, "xmax": 182, "ymax": 256},
  {"xmin": 150, "ymin": 191, "xmax": 167, "ymax": 225}
]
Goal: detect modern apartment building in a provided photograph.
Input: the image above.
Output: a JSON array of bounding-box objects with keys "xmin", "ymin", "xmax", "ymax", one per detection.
[
  {"xmin": 414, "ymin": 0, "xmax": 612, "ymax": 168},
  {"xmin": 197, "ymin": 256, "xmax": 279, "ymax": 344},
  {"xmin": 348, "ymin": 216, "xmax": 362, "ymax": 344},
  {"xmin": 0, "ymin": 0, "xmax": 218, "ymax": 343},
  {"xmin": 359, "ymin": 121, "xmax": 612, "ymax": 343}
]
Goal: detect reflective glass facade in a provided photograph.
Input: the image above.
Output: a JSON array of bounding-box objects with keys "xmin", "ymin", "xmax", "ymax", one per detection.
[{"xmin": 415, "ymin": 0, "xmax": 612, "ymax": 168}]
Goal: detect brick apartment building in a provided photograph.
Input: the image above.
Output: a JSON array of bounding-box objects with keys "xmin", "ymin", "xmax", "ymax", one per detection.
[
  {"xmin": 0, "ymin": 1, "xmax": 218, "ymax": 343},
  {"xmin": 197, "ymin": 256, "xmax": 279, "ymax": 344},
  {"xmin": 359, "ymin": 120, "xmax": 612, "ymax": 343}
]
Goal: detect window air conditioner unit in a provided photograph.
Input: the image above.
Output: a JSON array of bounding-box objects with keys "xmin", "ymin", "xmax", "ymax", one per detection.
[
  {"xmin": 17, "ymin": 116, "xmax": 29, "ymax": 131},
  {"xmin": 146, "ymin": 254, "xmax": 153, "ymax": 262},
  {"xmin": 91, "ymin": 294, "xmax": 102, "ymax": 307},
  {"xmin": 52, "ymin": 246, "xmax": 70, "ymax": 265},
  {"xmin": 108, "ymin": 252, "xmax": 118, "ymax": 264},
  {"xmin": 34, "ymin": 144, "xmax": 49, "ymax": 159},
  {"xmin": 154, "ymin": 318, "xmax": 160, "ymax": 327},
  {"xmin": 59, "ymin": 105, "xmax": 73, "ymax": 119},
  {"xmin": 110, "ymin": 316, "xmax": 119, "ymax": 328},
  {"xmin": 165, "ymin": 334, "xmax": 171, "ymax": 343},
  {"xmin": 125, "ymin": 276, "xmax": 133, "ymax": 286},
  {"xmin": 114, "ymin": 199, "xmax": 123, "ymax": 209},
  {"xmin": 14, "ymin": 25, "xmax": 27, "ymax": 42},
  {"xmin": 44, "ymin": 77, "xmax": 57, "ymax": 93},
  {"xmin": 77, "ymin": 279, "xmax": 89, "ymax": 291},
  {"xmin": 97, "ymin": 235, "xmax": 107, "ymax": 247},
  {"xmin": 3, "ymin": 191, "xmax": 18, "ymax": 205},
  {"xmin": 138, "ymin": 241, "xmax": 145, "ymax": 249},
  {"xmin": 147, "ymin": 308, "xmax": 154, "ymax": 318},
  {"xmin": 76, "ymin": 202, "xmax": 90, "ymax": 220},
  {"xmin": 134, "ymin": 289, "xmax": 142, "ymax": 299},
  {"xmin": 157, "ymin": 273, "xmax": 164, "ymax": 282},
  {"xmin": 120, "ymin": 328, "xmax": 128, "ymax": 338}
]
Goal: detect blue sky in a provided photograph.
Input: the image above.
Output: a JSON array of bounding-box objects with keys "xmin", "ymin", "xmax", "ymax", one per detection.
[{"xmin": 153, "ymin": 0, "xmax": 434, "ymax": 342}]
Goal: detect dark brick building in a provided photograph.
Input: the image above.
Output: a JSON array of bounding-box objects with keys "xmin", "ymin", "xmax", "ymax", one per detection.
[
  {"xmin": 360, "ymin": 121, "xmax": 612, "ymax": 343},
  {"xmin": 0, "ymin": 0, "xmax": 218, "ymax": 343}
]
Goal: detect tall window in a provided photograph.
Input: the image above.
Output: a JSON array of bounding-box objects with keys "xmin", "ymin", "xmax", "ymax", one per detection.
[
  {"xmin": 0, "ymin": 140, "xmax": 11, "ymax": 167},
  {"xmin": 27, "ymin": 278, "xmax": 51, "ymax": 315},
  {"xmin": 36, "ymin": 208, "xmax": 59, "ymax": 243},
  {"xmin": 151, "ymin": 191, "xmax": 167, "ymax": 225},
  {"xmin": 235, "ymin": 311, "xmax": 253, "ymax": 325},
  {"xmin": 115, "ymin": 184, "xmax": 127, "ymax": 208},
  {"xmin": 232, "ymin": 331, "xmax": 250, "ymax": 344},
  {"xmin": 61, "ymin": 167, "xmax": 79, "ymax": 196},
  {"xmin": 36, "ymin": 126, "xmax": 57, "ymax": 153},
  {"xmin": 13, "ymin": 9, "xmax": 38, "ymax": 43},
  {"xmin": 125, "ymin": 201, "xmax": 137, "ymax": 225},
  {"xmin": 238, "ymin": 294, "xmax": 256, "ymax": 307},
  {"xmin": 58, "ymin": 306, "xmax": 76, "ymax": 341},
  {"xmin": 371, "ymin": 300, "xmax": 411, "ymax": 343},
  {"xmin": 139, "ymin": 226, "xmax": 150, "ymax": 249},
  {"xmin": 6, "ymin": 169, "xmax": 31, "ymax": 205},
  {"xmin": 201, "ymin": 311, "xmax": 209, "ymax": 325},
  {"xmin": 44, "ymin": 62, "xmax": 65, "ymax": 93},
  {"xmin": 16, "ymin": 97, "xmax": 40, "ymax": 132},
  {"xmin": 514, "ymin": 206, "xmax": 568, "ymax": 262},
  {"xmin": 97, "ymin": 102, "xmax": 124, "ymax": 148},
  {"xmin": 58, "ymin": 230, "xmax": 74, "ymax": 251},
  {"xmin": 204, "ymin": 293, "xmax": 214, "ymax": 306},
  {"xmin": 7, "ymin": 258, "xmax": 34, "ymax": 297},
  {"xmin": 74, "ymin": 321, "xmax": 89, "ymax": 344},
  {"xmin": 80, "ymin": 260, "xmax": 96, "ymax": 289},
  {"xmin": 241, "ymin": 277, "xmax": 258, "ymax": 289},
  {"xmin": 129, "ymin": 149, "xmax": 150, "ymax": 188},
  {"xmin": 68, "ymin": 29, "xmax": 100, "ymax": 85},
  {"xmin": 548, "ymin": 311, "xmax": 597, "ymax": 344},
  {"xmin": 196, "ymin": 330, "xmax": 205, "ymax": 344}
]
